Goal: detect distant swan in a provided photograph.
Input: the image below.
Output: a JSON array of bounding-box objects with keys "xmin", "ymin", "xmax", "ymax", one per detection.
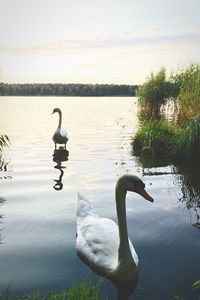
[
  {"xmin": 52, "ymin": 108, "xmax": 68, "ymax": 149},
  {"xmin": 76, "ymin": 174, "xmax": 154, "ymax": 299}
]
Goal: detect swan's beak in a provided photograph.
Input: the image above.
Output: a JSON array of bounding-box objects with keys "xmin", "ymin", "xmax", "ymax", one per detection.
[{"xmin": 136, "ymin": 188, "xmax": 154, "ymax": 202}]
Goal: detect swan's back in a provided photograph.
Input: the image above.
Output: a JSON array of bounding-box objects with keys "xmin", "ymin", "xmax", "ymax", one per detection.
[
  {"xmin": 76, "ymin": 193, "xmax": 119, "ymax": 273},
  {"xmin": 77, "ymin": 193, "xmax": 98, "ymax": 221},
  {"xmin": 53, "ymin": 128, "xmax": 68, "ymax": 144}
]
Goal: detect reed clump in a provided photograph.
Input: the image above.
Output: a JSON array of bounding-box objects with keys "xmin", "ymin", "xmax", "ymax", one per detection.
[
  {"xmin": 137, "ymin": 67, "xmax": 177, "ymax": 120},
  {"xmin": 133, "ymin": 64, "xmax": 200, "ymax": 165},
  {"xmin": 132, "ymin": 115, "xmax": 200, "ymax": 165},
  {"xmin": 2, "ymin": 278, "xmax": 109, "ymax": 300},
  {"xmin": 171, "ymin": 115, "xmax": 200, "ymax": 161},
  {"xmin": 172, "ymin": 64, "xmax": 200, "ymax": 121},
  {"xmin": 132, "ymin": 120, "xmax": 176, "ymax": 159}
]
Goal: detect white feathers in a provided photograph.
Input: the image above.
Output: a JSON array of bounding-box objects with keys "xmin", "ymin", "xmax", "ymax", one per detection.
[
  {"xmin": 75, "ymin": 175, "xmax": 150, "ymax": 284},
  {"xmin": 76, "ymin": 195, "xmax": 119, "ymax": 272}
]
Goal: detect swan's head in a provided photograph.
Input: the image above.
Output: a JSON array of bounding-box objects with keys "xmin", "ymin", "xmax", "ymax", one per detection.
[
  {"xmin": 52, "ymin": 108, "xmax": 61, "ymax": 114},
  {"xmin": 116, "ymin": 174, "xmax": 153, "ymax": 202}
]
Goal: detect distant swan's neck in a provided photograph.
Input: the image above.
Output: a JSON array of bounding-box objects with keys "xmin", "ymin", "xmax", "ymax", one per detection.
[
  {"xmin": 57, "ymin": 111, "xmax": 62, "ymax": 129},
  {"xmin": 115, "ymin": 186, "xmax": 135, "ymax": 265}
]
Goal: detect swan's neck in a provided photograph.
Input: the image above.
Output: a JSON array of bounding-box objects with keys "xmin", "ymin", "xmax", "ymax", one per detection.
[
  {"xmin": 57, "ymin": 111, "xmax": 62, "ymax": 129},
  {"xmin": 115, "ymin": 187, "xmax": 135, "ymax": 266}
]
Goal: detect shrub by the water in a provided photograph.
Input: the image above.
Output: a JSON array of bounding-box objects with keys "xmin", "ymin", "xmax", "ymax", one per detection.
[
  {"xmin": 137, "ymin": 67, "xmax": 176, "ymax": 118},
  {"xmin": 133, "ymin": 64, "xmax": 200, "ymax": 165},
  {"xmin": 172, "ymin": 64, "xmax": 200, "ymax": 121},
  {"xmin": 136, "ymin": 64, "xmax": 200, "ymax": 122},
  {"xmin": 132, "ymin": 120, "xmax": 176, "ymax": 159},
  {"xmin": 172, "ymin": 115, "xmax": 200, "ymax": 161},
  {"xmin": 132, "ymin": 116, "xmax": 200, "ymax": 164}
]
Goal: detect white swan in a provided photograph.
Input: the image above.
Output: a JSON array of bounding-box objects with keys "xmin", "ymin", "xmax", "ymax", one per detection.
[
  {"xmin": 76, "ymin": 174, "xmax": 153, "ymax": 298},
  {"xmin": 51, "ymin": 108, "xmax": 68, "ymax": 149}
]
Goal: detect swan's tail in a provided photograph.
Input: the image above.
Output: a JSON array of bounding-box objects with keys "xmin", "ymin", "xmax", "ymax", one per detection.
[
  {"xmin": 77, "ymin": 192, "xmax": 88, "ymax": 202},
  {"xmin": 77, "ymin": 192, "xmax": 98, "ymax": 223}
]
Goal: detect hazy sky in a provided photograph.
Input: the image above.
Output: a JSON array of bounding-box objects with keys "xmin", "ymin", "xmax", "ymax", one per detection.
[{"xmin": 0, "ymin": 0, "xmax": 200, "ymax": 84}]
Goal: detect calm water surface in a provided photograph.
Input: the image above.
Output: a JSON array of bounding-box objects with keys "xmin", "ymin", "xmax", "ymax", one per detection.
[{"xmin": 0, "ymin": 97, "xmax": 199, "ymax": 299}]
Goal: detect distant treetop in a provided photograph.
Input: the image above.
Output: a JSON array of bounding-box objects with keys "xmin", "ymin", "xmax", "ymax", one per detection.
[{"xmin": 0, "ymin": 83, "xmax": 138, "ymax": 97}]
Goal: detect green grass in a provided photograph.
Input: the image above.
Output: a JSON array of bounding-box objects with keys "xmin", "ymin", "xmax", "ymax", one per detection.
[
  {"xmin": 132, "ymin": 120, "xmax": 176, "ymax": 158},
  {"xmin": 172, "ymin": 64, "xmax": 200, "ymax": 121},
  {"xmin": 172, "ymin": 115, "xmax": 200, "ymax": 161},
  {"xmin": 137, "ymin": 64, "xmax": 200, "ymax": 122},
  {"xmin": 132, "ymin": 116, "xmax": 200, "ymax": 165},
  {"xmin": 137, "ymin": 67, "xmax": 175, "ymax": 118},
  {"xmin": 2, "ymin": 278, "xmax": 110, "ymax": 300},
  {"xmin": 2, "ymin": 278, "xmax": 200, "ymax": 300}
]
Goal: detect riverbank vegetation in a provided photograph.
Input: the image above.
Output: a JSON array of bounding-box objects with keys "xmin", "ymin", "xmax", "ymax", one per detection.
[
  {"xmin": 132, "ymin": 115, "xmax": 200, "ymax": 165},
  {"xmin": 0, "ymin": 83, "xmax": 138, "ymax": 97},
  {"xmin": 132, "ymin": 64, "xmax": 200, "ymax": 229},
  {"xmin": 136, "ymin": 67, "xmax": 177, "ymax": 119},
  {"xmin": 2, "ymin": 278, "xmax": 109, "ymax": 300},
  {"xmin": 132, "ymin": 64, "xmax": 200, "ymax": 165},
  {"xmin": 2, "ymin": 278, "xmax": 200, "ymax": 300}
]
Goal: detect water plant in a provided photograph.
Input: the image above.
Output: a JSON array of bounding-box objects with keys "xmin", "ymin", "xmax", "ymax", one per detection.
[
  {"xmin": 132, "ymin": 120, "xmax": 176, "ymax": 161},
  {"xmin": 136, "ymin": 63, "xmax": 200, "ymax": 122},
  {"xmin": 173, "ymin": 279, "xmax": 200, "ymax": 300},
  {"xmin": 172, "ymin": 115, "xmax": 200, "ymax": 161},
  {"xmin": 172, "ymin": 64, "xmax": 200, "ymax": 121},
  {"xmin": 137, "ymin": 67, "xmax": 176, "ymax": 119},
  {"xmin": 1, "ymin": 277, "xmax": 109, "ymax": 300},
  {"xmin": 132, "ymin": 114, "xmax": 200, "ymax": 165}
]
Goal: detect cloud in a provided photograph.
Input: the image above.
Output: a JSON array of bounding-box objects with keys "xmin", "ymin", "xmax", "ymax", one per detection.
[
  {"xmin": 0, "ymin": 31, "xmax": 200, "ymax": 57},
  {"xmin": 0, "ymin": 32, "xmax": 200, "ymax": 55}
]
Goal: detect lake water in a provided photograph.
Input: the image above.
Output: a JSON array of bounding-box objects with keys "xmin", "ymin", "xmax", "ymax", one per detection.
[{"xmin": 0, "ymin": 97, "xmax": 199, "ymax": 300}]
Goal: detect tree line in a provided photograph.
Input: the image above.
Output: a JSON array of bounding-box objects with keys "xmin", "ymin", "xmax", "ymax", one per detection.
[{"xmin": 0, "ymin": 83, "xmax": 138, "ymax": 97}]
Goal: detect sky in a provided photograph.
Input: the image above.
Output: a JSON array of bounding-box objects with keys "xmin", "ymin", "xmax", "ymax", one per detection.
[{"xmin": 0, "ymin": 0, "xmax": 200, "ymax": 84}]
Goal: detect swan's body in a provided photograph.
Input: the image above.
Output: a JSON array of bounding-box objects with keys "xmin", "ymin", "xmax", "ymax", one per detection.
[
  {"xmin": 52, "ymin": 108, "xmax": 68, "ymax": 149},
  {"xmin": 76, "ymin": 174, "xmax": 153, "ymax": 295}
]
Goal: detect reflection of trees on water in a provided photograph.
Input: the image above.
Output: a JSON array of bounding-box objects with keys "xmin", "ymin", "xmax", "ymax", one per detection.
[{"xmin": 52, "ymin": 148, "xmax": 69, "ymax": 191}]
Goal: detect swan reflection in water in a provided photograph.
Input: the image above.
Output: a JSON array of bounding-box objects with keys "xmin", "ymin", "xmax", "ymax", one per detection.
[
  {"xmin": 52, "ymin": 148, "xmax": 69, "ymax": 191},
  {"xmin": 0, "ymin": 198, "xmax": 6, "ymax": 244}
]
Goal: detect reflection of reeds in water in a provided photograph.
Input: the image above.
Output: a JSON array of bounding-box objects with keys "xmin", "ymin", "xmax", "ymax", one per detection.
[
  {"xmin": 0, "ymin": 155, "xmax": 12, "ymax": 180},
  {"xmin": 0, "ymin": 155, "xmax": 10, "ymax": 172},
  {"xmin": 0, "ymin": 134, "xmax": 10, "ymax": 151},
  {"xmin": 0, "ymin": 198, "xmax": 6, "ymax": 244},
  {"xmin": 0, "ymin": 134, "xmax": 12, "ymax": 180},
  {"xmin": 175, "ymin": 164, "xmax": 200, "ymax": 229}
]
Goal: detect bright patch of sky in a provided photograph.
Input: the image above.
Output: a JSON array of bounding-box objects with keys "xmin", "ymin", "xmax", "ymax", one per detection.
[{"xmin": 0, "ymin": 0, "xmax": 200, "ymax": 84}]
